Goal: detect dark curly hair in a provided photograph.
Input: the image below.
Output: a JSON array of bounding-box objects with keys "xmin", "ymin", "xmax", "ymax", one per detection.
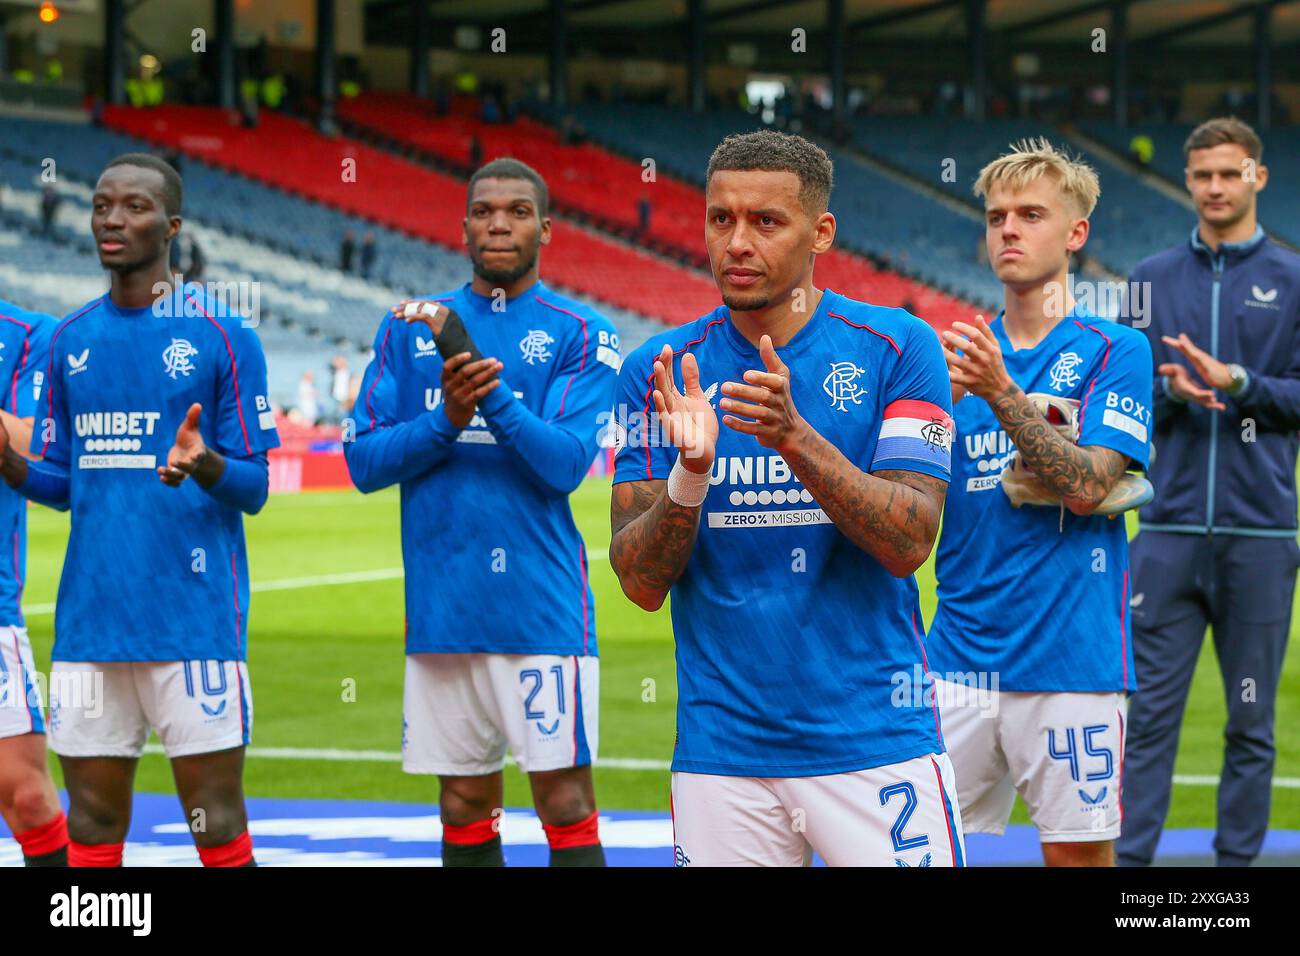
[{"xmin": 706, "ymin": 129, "xmax": 834, "ymax": 215}]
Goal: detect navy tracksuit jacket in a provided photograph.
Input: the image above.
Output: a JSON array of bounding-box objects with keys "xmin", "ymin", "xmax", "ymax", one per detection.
[{"xmin": 1119, "ymin": 225, "xmax": 1300, "ymax": 865}]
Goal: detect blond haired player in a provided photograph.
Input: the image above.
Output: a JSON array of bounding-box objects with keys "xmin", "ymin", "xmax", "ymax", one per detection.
[{"xmin": 927, "ymin": 139, "xmax": 1153, "ymax": 866}]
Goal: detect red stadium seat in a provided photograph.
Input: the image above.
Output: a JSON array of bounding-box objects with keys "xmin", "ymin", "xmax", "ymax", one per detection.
[
  {"xmin": 102, "ymin": 105, "xmax": 719, "ymax": 326},
  {"xmin": 334, "ymin": 93, "xmax": 981, "ymax": 333},
  {"xmin": 102, "ymin": 103, "xmax": 977, "ymax": 332}
]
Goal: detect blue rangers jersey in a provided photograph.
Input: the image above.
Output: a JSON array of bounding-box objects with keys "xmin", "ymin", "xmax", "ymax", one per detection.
[
  {"xmin": 613, "ymin": 289, "xmax": 954, "ymax": 777},
  {"xmin": 928, "ymin": 307, "xmax": 1153, "ymax": 692},
  {"xmin": 346, "ymin": 280, "xmax": 619, "ymax": 657}
]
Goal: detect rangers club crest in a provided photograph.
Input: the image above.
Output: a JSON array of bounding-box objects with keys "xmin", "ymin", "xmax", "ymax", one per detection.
[
  {"xmin": 921, "ymin": 417, "xmax": 953, "ymax": 452},
  {"xmin": 519, "ymin": 329, "xmax": 554, "ymax": 365},
  {"xmin": 1048, "ymin": 351, "xmax": 1083, "ymax": 392},
  {"xmin": 162, "ymin": 338, "xmax": 199, "ymax": 379},
  {"xmin": 823, "ymin": 361, "xmax": 867, "ymax": 412}
]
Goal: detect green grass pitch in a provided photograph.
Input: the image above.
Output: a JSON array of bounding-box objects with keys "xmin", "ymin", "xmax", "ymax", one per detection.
[{"xmin": 21, "ymin": 479, "xmax": 1300, "ymax": 829}]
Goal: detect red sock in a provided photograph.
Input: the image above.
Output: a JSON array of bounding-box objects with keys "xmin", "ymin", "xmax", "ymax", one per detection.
[
  {"xmin": 68, "ymin": 840, "xmax": 124, "ymax": 867},
  {"xmin": 543, "ymin": 810, "xmax": 601, "ymax": 850},
  {"xmin": 197, "ymin": 831, "xmax": 254, "ymax": 867},
  {"xmin": 16, "ymin": 811, "xmax": 69, "ymax": 858},
  {"xmin": 442, "ymin": 817, "xmax": 497, "ymax": 846}
]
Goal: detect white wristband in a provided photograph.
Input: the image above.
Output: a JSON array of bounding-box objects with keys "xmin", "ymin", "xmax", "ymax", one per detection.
[{"xmin": 667, "ymin": 456, "xmax": 711, "ymax": 507}]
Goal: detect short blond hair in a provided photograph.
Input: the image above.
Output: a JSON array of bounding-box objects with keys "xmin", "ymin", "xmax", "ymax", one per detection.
[{"xmin": 973, "ymin": 137, "xmax": 1100, "ymax": 219}]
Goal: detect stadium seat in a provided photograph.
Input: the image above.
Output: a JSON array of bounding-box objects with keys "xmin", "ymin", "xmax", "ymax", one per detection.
[
  {"xmin": 1082, "ymin": 121, "xmax": 1300, "ymax": 250},
  {"xmin": 340, "ymin": 97, "xmax": 991, "ymax": 327},
  {"xmin": 0, "ymin": 115, "xmax": 669, "ymax": 355},
  {"xmin": 99, "ymin": 105, "xmax": 722, "ymax": 327}
]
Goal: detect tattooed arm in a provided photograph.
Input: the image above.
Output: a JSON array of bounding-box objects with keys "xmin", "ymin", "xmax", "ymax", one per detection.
[
  {"xmin": 989, "ymin": 381, "xmax": 1129, "ymax": 515},
  {"xmin": 609, "ymin": 343, "xmax": 719, "ymax": 611},
  {"xmin": 782, "ymin": 426, "xmax": 946, "ymax": 575},
  {"xmin": 944, "ymin": 316, "xmax": 1130, "ymax": 517},
  {"xmin": 715, "ymin": 334, "xmax": 945, "ymax": 577},
  {"xmin": 609, "ymin": 480, "xmax": 701, "ymax": 611}
]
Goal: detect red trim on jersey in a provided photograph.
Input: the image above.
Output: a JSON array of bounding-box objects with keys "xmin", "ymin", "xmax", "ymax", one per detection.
[
  {"xmin": 1120, "ymin": 567, "xmax": 1129, "ymax": 690},
  {"xmin": 535, "ymin": 294, "xmax": 589, "ymax": 420},
  {"xmin": 1072, "ymin": 320, "xmax": 1113, "ymax": 435},
  {"xmin": 0, "ymin": 314, "xmax": 33, "ymax": 416},
  {"xmin": 188, "ymin": 291, "xmax": 254, "ymax": 455},
  {"xmin": 230, "ymin": 551, "xmax": 243, "ymax": 659},
  {"xmin": 12, "ymin": 527, "xmax": 22, "ymax": 604},
  {"xmin": 68, "ymin": 840, "xmax": 124, "ymax": 867},
  {"xmin": 542, "ymin": 810, "xmax": 600, "ymax": 850},
  {"xmin": 930, "ymin": 757, "xmax": 960, "ymax": 867},
  {"xmin": 363, "ymin": 319, "xmax": 395, "ymax": 429},
  {"xmin": 15, "ymin": 811, "xmax": 68, "ymax": 857},
  {"xmin": 910, "ymin": 611, "xmax": 943, "ymax": 751},
  {"xmin": 0, "ymin": 312, "xmax": 34, "ymax": 333},
  {"xmin": 39, "ymin": 299, "xmax": 99, "ymax": 457},
  {"xmin": 829, "ymin": 311, "xmax": 901, "ymax": 356},
  {"xmin": 197, "ymin": 830, "xmax": 254, "ymax": 867},
  {"xmin": 11, "ymin": 337, "xmax": 30, "ymax": 424},
  {"xmin": 639, "ymin": 317, "xmax": 728, "ymax": 480},
  {"xmin": 579, "ymin": 545, "xmax": 590, "ymax": 655},
  {"xmin": 442, "ymin": 817, "xmax": 498, "ymax": 845},
  {"xmin": 570, "ymin": 654, "xmax": 581, "ymax": 765}
]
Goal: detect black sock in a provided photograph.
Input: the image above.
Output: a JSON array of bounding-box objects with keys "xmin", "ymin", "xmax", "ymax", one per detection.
[
  {"xmin": 25, "ymin": 845, "xmax": 69, "ymax": 867},
  {"xmin": 442, "ymin": 835, "xmax": 505, "ymax": 867},
  {"xmin": 549, "ymin": 843, "xmax": 606, "ymax": 867}
]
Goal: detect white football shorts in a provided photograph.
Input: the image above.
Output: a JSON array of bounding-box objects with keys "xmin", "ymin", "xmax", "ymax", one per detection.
[
  {"xmin": 0, "ymin": 626, "xmax": 44, "ymax": 739},
  {"xmin": 934, "ymin": 677, "xmax": 1127, "ymax": 843},
  {"xmin": 670, "ymin": 751, "xmax": 966, "ymax": 867},
  {"xmin": 402, "ymin": 652, "xmax": 599, "ymax": 776},
  {"xmin": 48, "ymin": 660, "xmax": 252, "ymax": 759}
]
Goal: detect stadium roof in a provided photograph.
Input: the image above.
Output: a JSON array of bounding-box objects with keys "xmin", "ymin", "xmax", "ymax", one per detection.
[{"xmin": 366, "ymin": 0, "xmax": 1300, "ymax": 47}]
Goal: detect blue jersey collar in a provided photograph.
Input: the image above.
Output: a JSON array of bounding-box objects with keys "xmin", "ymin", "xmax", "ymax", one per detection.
[
  {"xmin": 99, "ymin": 291, "xmax": 156, "ymax": 320},
  {"xmin": 459, "ymin": 278, "xmax": 547, "ymax": 307},
  {"xmin": 991, "ymin": 302, "xmax": 1096, "ymax": 355},
  {"xmin": 720, "ymin": 287, "xmax": 836, "ymax": 358}
]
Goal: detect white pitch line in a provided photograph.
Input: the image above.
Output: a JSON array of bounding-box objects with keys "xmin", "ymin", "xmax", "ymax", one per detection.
[
  {"xmin": 133, "ymin": 744, "xmax": 1300, "ymax": 787},
  {"xmin": 21, "ymin": 550, "xmax": 609, "ymax": 617},
  {"xmin": 42, "ymin": 552, "xmax": 1290, "ymax": 789},
  {"xmin": 248, "ymin": 567, "xmax": 406, "ymax": 593},
  {"xmin": 141, "ymin": 743, "xmax": 666, "ymax": 771}
]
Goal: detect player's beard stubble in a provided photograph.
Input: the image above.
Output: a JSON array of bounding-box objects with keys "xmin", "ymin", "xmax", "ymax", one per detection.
[
  {"xmin": 721, "ymin": 291, "xmax": 772, "ymax": 312},
  {"xmin": 470, "ymin": 245, "xmax": 539, "ymax": 286}
]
